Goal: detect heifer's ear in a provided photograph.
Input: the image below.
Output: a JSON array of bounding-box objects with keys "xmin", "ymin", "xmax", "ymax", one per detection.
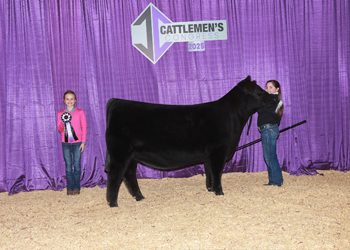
[{"xmin": 246, "ymin": 75, "xmax": 251, "ymax": 82}]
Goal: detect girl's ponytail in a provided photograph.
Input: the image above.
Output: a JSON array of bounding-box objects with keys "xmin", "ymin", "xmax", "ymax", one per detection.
[{"xmin": 266, "ymin": 80, "xmax": 284, "ymax": 119}]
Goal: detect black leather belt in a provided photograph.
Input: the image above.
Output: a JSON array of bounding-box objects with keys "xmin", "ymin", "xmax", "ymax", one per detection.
[{"xmin": 258, "ymin": 123, "xmax": 276, "ymax": 132}]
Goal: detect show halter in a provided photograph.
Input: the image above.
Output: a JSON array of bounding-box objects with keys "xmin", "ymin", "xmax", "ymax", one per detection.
[{"xmin": 61, "ymin": 112, "xmax": 79, "ymax": 142}]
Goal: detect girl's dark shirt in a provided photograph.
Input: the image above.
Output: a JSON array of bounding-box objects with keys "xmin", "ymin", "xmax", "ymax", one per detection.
[{"xmin": 257, "ymin": 94, "xmax": 280, "ymax": 127}]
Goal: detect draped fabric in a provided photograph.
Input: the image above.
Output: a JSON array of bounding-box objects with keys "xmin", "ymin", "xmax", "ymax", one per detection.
[{"xmin": 0, "ymin": 0, "xmax": 349, "ymax": 194}]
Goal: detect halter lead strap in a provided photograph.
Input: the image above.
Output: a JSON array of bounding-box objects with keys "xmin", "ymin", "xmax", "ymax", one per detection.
[{"xmin": 247, "ymin": 115, "xmax": 253, "ymax": 135}]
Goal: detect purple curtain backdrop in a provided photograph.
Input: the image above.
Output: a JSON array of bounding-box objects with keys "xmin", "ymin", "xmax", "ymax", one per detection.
[{"xmin": 0, "ymin": 0, "xmax": 349, "ymax": 194}]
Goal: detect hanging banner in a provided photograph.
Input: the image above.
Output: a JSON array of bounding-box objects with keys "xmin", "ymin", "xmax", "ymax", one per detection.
[{"xmin": 131, "ymin": 3, "xmax": 227, "ymax": 64}]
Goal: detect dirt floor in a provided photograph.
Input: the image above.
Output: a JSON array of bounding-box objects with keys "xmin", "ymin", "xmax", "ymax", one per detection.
[{"xmin": 0, "ymin": 170, "xmax": 349, "ymax": 250}]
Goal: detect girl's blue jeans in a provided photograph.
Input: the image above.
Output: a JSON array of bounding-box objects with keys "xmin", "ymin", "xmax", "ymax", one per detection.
[
  {"xmin": 62, "ymin": 142, "xmax": 82, "ymax": 191},
  {"xmin": 260, "ymin": 124, "xmax": 283, "ymax": 186}
]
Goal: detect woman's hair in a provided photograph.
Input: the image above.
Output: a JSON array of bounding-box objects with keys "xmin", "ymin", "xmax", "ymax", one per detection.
[
  {"xmin": 266, "ymin": 80, "xmax": 284, "ymax": 119},
  {"xmin": 63, "ymin": 90, "xmax": 77, "ymax": 102}
]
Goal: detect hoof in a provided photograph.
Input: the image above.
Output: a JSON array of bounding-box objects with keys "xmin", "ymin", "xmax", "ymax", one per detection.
[
  {"xmin": 108, "ymin": 202, "xmax": 118, "ymax": 207},
  {"xmin": 214, "ymin": 190, "xmax": 224, "ymax": 195},
  {"xmin": 207, "ymin": 187, "xmax": 214, "ymax": 192},
  {"xmin": 134, "ymin": 195, "xmax": 145, "ymax": 201}
]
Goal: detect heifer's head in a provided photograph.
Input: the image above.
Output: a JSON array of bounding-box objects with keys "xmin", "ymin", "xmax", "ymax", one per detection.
[{"xmin": 237, "ymin": 76, "xmax": 276, "ymax": 113}]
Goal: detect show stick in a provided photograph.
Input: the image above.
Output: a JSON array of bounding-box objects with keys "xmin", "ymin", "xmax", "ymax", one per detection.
[{"xmin": 235, "ymin": 120, "xmax": 307, "ymax": 151}]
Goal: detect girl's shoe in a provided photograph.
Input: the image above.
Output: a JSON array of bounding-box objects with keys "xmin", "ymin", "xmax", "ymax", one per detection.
[
  {"xmin": 73, "ymin": 190, "xmax": 80, "ymax": 195},
  {"xmin": 264, "ymin": 182, "xmax": 282, "ymax": 187},
  {"xmin": 67, "ymin": 190, "xmax": 73, "ymax": 195}
]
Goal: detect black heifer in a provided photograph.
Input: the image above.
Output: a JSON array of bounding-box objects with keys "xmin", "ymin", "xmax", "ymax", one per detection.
[{"xmin": 105, "ymin": 76, "xmax": 275, "ymax": 207}]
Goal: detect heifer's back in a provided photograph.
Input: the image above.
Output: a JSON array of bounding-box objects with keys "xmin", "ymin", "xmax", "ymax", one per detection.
[
  {"xmin": 105, "ymin": 76, "xmax": 275, "ymax": 207},
  {"xmin": 106, "ymin": 98, "xmax": 233, "ymax": 169}
]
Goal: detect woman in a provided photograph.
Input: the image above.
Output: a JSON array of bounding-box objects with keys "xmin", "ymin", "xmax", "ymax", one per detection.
[{"xmin": 257, "ymin": 80, "xmax": 284, "ymax": 186}]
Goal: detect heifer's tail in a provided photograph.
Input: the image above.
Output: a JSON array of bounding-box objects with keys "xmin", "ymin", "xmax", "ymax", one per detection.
[
  {"xmin": 105, "ymin": 151, "xmax": 110, "ymax": 173},
  {"xmin": 106, "ymin": 98, "xmax": 116, "ymax": 128},
  {"xmin": 104, "ymin": 99, "xmax": 115, "ymax": 174}
]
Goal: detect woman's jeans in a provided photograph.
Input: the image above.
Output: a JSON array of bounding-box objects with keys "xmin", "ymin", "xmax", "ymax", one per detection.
[
  {"xmin": 260, "ymin": 124, "xmax": 283, "ymax": 186},
  {"xmin": 62, "ymin": 142, "xmax": 82, "ymax": 191}
]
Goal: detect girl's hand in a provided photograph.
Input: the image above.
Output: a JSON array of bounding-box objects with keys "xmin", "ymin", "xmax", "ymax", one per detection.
[{"xmin": 79, "ymin": 143, "xmax": 85, "ymax": 153}]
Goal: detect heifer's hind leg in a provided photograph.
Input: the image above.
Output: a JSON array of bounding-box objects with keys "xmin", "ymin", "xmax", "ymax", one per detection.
[
  {"xmin": 106, "ymin": 156, "xmax": 130, "ymax": 207},
  {"xmin": 123, "ymin": 160, "xmax": 144, "ymax": 201}
]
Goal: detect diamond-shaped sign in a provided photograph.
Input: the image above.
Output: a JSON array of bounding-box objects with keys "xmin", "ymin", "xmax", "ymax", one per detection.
[{"xmin": 131, "ymin": 3, "xmax": 173, "ymax": 64}]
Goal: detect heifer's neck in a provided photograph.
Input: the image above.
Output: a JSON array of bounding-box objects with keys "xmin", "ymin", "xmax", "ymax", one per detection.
[{"xmin": 224, "ymin": 86, "xmax": 256, "ymax": 131}]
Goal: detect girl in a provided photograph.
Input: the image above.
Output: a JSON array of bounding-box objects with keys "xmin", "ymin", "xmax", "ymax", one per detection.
[
  {"xmin": 57, "ymin": 90, "xmax": 87, "ymax": 195},
  {"xmin": 257, "ymin": 80, "xmax": 284, "ymax": 186}
]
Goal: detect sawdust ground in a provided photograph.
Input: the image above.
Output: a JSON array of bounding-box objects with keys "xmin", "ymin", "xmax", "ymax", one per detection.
[{"xmin": 0, "ymin": 170, "xmax": 349, "ymax": 249}]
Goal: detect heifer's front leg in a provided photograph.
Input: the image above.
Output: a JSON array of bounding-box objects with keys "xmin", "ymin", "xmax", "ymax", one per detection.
[
  {"xmin": 106, "ymin": 160, "xmax": 128, "ymax": 207},
  {"xmin": 206, "ymin": 151, "xmax": 226, "ymax": 195},
  {"xmin": 204, "ymin": 163, "xmax": 213, "ymax": 192},
  {"xmin": 123, "ymin": 160, "xmax": 144, "ymax": 201}
]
